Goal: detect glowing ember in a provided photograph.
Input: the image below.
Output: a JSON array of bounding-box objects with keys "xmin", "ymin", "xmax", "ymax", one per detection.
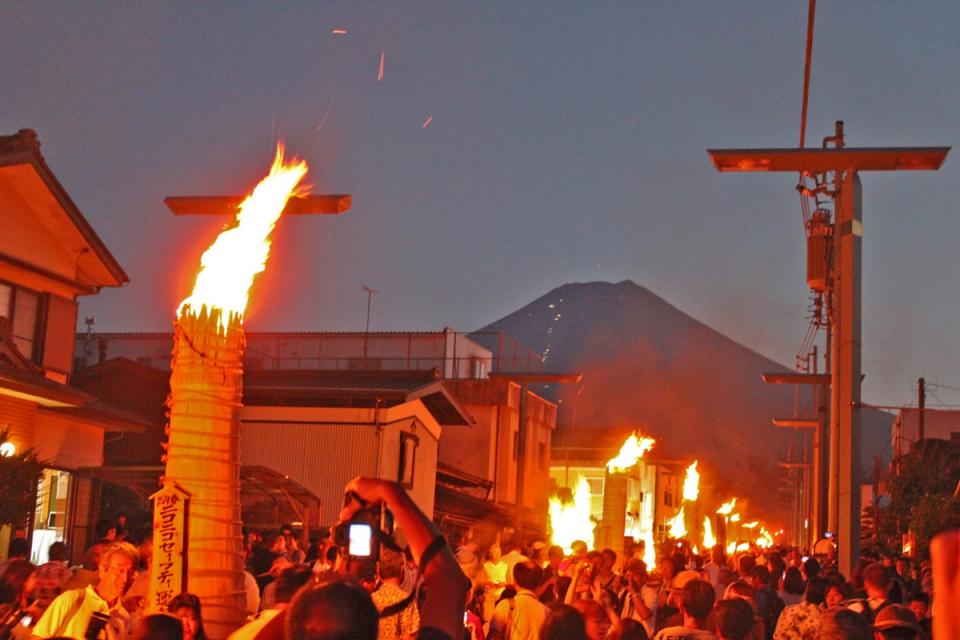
[
  {"xmin": 702, "ymin": 516, "xmax": 716, "ymax": 549},
  {"xmin": 730, "ymin": 513, "xmax": 741, "ymax": 523},
  {"xmin": 332, "ymin": 29, "xmax": 347, "ymax": 35},
  {"xmin": 742, "ymin": 521, "xmax": 759, "ymax": 529},
  {"xmin": 668, "ymin": 506, "xmax": 686, "ymax": 538},
  {"xmin": 606, "ymin": 433, "xmax": 656, "ymax": 473},
  {"xmin": 178, "ymin": 145, "xmax": 308, "ymax": 329},
  {"xmin": 716, "ymin": 498, "xmax": 737, "ymax": 515},
  {"xmin": 682, "ymin": 460, "xmax": 700, "ymax": 502},
  {"xmin": 378, "ymin": 50, "xmax": 385, "ymax": 81},
  {"xmin": 548, "ymin": 477, "xmax": 594, "ymax": 554},
  {"xmin": 422, "ymin": 115, "xmax": 433, "ymax": 128}
]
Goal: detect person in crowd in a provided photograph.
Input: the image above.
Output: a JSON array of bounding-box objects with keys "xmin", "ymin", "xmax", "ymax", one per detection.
[
  {"xmin": 714, "ymin": 598, "xmax": 756, "ymax": 640},
  {"xmin": 650, "ymin": 556, "xmax": 679, "ymax": 630},
  {"xmin": 130, "ymin": 613, "xmax": 182, "ymax": 640},
  {"xmin": 227, "ymin": 566, "xmax": 312, "ymax": 640},
  {"xmin": 610, "ymin": 618, "xmax": 648, "ymax": 640},
  {"xmin": 825, "ymin": 580, "xmax": 852, "ymax": 610},
  {"xmin": 571, "ymin": 599, "xmax": 614, "ymax": 640},
  {"xmin": 278, "ymin": 525, "xmax": 305, "ymax": 566},
  {"xmin": 800, "ymin": 558, "xmax": 819, "ymax": 582},
  {"xmin": 772, "ymin": 576, "xmax": 826, "ymax": 640},
  {"xmin": 540, "ymin": 605, "xmax": 587, "ymax": 640},
  {"xmin": 114, "ymin": 515, "xmax": 129, "ymax": 543},
  {"xmin": 871, "ymin": 605, "xmax": 920, "ymax": 640},
  {"xmin": 818, "ymin": 608, "xmax": 870, "ymax": 640},
  {"xmin": 904, "ymin": 592, "xmax": 930, "ymax": 639},
  {"xmin": 489, "ymin": 561, "xmax": 549, "ymax": 640},
  {"xmin": 722, "ymin": 581, "xmax": 764, "ymax": 640},
  {"xmin": 95, "ymin": 520, "xmax": 117, "ymax": 545},
  {"xmin": 285, "ymin": 580, "xmax": 377, "ymax": 640},
  {"xmin": 371, "ymin": 548, "xmax": 419, "ymax": 640},
  {"xmin": 619, "ymin": 559, "xmax": 656, "ymax": 638},
  {"xmin": 63, "ymin": 544, "xmax": 104, "ymax": 591},
  {"xmin": 778, "ymin": 568, "xmax": 804, "ymax": 607},
  {"xmin": 746, "ymin": 567, "xmax": 782, "ymax": 640},
  {"xmin": 284, "ymin": 476, "xmax": 469, "ymax": 640},
  {"xmin": 482, "ymin": 544, "xmax": 509, "ymax": 620},
  {"xmin": 0, "ymin": 540, "xmax": 31, "ymax": 580},
  {"xmin": 652, "ymin": 578, "xmax": 716, "ymax": 640},
  {"xmin": 33, "ymin": 541, "xmax": 138, "ymax": 640},
  {"xmin": 502, "ymin": 536, "xmax": 529, "ymax": 587},
  {"xmin": 124, "ymin": 538, "xmax": 153, "ymax": 608},
  {"xmin": 847, "ymin": 563, "xmax": 895, "ymax": 622},
  {"xmin": 592, "ymin": 550, "xmax": 622, "ymax": 598},
  {"xmin": 167, "ymin": 594, "xmax": 205, "ymax": 640},
  {"xmin": 537, "ymin": 546, "xmax": 566, "ymax": 605},
  {"xmin": 701, "ymin": 547, "xmax": 726, "ymax": 598}
]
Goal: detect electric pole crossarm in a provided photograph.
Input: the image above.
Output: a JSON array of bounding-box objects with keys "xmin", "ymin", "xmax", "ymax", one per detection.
[{"xmin": 707, "ymin": 147, "xmax": 949, "ymax": 173}]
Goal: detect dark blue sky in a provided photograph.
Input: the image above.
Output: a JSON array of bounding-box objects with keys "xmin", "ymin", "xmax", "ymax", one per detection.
[{"xmin": 3, "ymin": 2, "xmax": 958, "ymax": 406}]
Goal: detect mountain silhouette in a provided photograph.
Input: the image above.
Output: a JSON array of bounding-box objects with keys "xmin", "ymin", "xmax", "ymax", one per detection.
[{"xmin": 476, "ymin": 280, "xmax": 892, "ymax": 526}]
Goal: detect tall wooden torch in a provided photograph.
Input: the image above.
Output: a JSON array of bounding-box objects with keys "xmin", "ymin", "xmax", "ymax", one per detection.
[{"xmin": 157, "ymin": 147, "xmax": 308, "ymax": 639}]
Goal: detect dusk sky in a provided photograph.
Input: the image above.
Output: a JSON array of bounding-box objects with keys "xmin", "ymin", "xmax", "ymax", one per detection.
[{"xmin": 3, "ymin": 2, "xmax": 958, "ymax": 407}]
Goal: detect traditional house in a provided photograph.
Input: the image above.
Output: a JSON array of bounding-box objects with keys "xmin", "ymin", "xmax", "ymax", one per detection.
[{"xmin": 0, "ymin": 129, "xmax": 143, "ymax": 562}]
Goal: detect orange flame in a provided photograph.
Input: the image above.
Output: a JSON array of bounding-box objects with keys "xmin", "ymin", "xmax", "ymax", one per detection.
[
  {"xmin": 606, "ymin": 433, "xmax": 656, "ymax": 473},
  {"xmin": 548, "ymin": 477, "xmax": 594, "ymax": 554},
  {"xmin": 682, "ymin": 460, "xmax": 700, "ymax": 502},
  {"xmin": 716, "ymin": 498, "xmax": 737, "ymax": 515},
  {"xmin": 178, "ymin": 145, "xmax": 308, "ymax": 328},
  {"xmin": 668, "ymin": 506, "xmax": 686, "ymax": 538},
  {"xmin": 703, "ymin": 516, "xmax": 716, "ymax": 549}
]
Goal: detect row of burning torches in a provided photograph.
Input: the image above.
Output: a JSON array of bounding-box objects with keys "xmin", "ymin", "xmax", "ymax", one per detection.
[{"xmin": 548, "ymin": 433, "xmax": 780, "ymax": 569}]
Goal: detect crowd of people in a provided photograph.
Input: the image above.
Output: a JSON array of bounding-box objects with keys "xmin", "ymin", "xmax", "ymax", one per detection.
[{"xmin": 0, "ymin": 480, "xmax": 942, "ymax": 640}]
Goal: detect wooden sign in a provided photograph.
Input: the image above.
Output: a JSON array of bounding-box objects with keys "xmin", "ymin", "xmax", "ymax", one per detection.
[{"xmin": 148, "ymin": 481, "xmax": 190, "ymax": 612}]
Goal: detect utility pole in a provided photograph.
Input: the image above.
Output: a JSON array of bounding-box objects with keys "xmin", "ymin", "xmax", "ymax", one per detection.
[
  {"xmin": 709, "ymin": 128, "xmax": 949, "ymax": 577},
  {"xmin": 918, "ymin": 377, "xmax": 926, "ymax": 441}
]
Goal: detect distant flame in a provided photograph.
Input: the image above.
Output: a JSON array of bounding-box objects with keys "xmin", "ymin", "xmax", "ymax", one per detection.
[
  {"xmin": 548, "ymin": 477, "xmax": 594, "ymax": 554},
  {"xmin": 668, "ymin": 506, "xmax": 686, "ymax": 538},
  {"xmin": 642, "ymin": 531, "xmax": 656, "ymax": 569},
  {"xmin": 730, "ymin": 513, "xmax": 741, "ymax": 523},
  {"xmin": 702, "ymin": 516, "xmax": 716, "ymax": 549},
  {"xmin": 606, "ymin": 433, "xmax": 656, "ymax": 473},
  {"xmin": 682, "ymin": 460, "xmax": 700, "ymax": 502},
  {"xmin": 716, "ymin": 498, "xmax": 737, "ymax": 516},
  {"xmin": 756, "ymin": 527, "xmax": 774, "ymax": 548},
  {"xmin": 742, "ymin": 521, "xmax": 759, "ymax": 529},
  {"xmin": 178, "ymin": 144, "xmax": 308, "ymax": 328}
]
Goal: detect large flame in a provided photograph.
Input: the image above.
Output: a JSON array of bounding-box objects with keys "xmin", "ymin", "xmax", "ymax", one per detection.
[
  {"xmin": 702, "ymin": 516, "xmax": 716, "ymax": 549},
  {"xmin": 682, "ymin": 460, "xmax": 700, "ymax": 502},
  {"xmin": 548, "ymin": 477, "xmax": 594, "ymax": 554},
  {"xmin": 668, "ymin": 506, "xmax": 686, "ymax": 538},
  {"xmin": 716, "ymin": 498, "xmax": 737, "ymax": 516},
  {"xmin": 606, "ymin": 433, "xmax": 656, "ymax": 473},
  {"xmin": 178, "ymin": 145, "xmax": 308, "ymax": 327}
]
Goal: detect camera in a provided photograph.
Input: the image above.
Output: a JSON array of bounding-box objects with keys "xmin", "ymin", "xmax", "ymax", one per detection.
[
  {"xmin": 333, "ymin": 492, "xmax": 395, "ymax": 561},
  {"xmin": 85, "ymin": 611, "xmax": 111, "ymax": 640}
]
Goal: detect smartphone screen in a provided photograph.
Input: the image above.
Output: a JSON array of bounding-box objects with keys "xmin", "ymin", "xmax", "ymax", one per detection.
[{"xmin": 349, "ymin": 523, "xmax": 373, "ymax": 557}]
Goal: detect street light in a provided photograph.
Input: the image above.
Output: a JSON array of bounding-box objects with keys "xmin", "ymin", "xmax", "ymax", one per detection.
[{"xmin": 362, "ymin": 286, "xmax": 379, "ymax": 366}]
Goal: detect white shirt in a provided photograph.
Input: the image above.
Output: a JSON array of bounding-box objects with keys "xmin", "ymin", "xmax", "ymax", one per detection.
[{"xmin": 33, "ymin": 586, "xmax": 132, "ymax": 640}]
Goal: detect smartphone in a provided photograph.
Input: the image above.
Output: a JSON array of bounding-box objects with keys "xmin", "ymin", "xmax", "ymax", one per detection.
[{"xmin": 348, "ymin": 523, "xmax": 373, "ymax": 557}]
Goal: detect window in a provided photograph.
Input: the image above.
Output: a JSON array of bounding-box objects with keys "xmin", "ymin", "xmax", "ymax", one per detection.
[
  {"xmin": 0, "ymin": 282, "xmax": 43, "ymax": 362},
  {"xmin": 31, "ymin": 469, "xmax": 72, "ymax": 564},
  {"xmin": 398, "ymin": 432, "xmax": 419, "ymax": 488}
]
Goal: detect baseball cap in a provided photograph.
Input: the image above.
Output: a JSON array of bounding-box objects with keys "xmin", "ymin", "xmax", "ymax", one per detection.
[{"xmin": 873, "ymin": 605, "xmax": 919, "ymax": 631}]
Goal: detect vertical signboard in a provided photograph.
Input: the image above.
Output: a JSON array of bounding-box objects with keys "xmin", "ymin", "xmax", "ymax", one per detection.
[{"xmin": 147, "ymin": 482, "xmax": 190, "ymax": 612}]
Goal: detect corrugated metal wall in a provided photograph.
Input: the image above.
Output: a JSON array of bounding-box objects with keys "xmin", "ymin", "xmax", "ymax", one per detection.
[{"xmin": 240, "ymin": 422, "xmax": 379, "ymax": 526}]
